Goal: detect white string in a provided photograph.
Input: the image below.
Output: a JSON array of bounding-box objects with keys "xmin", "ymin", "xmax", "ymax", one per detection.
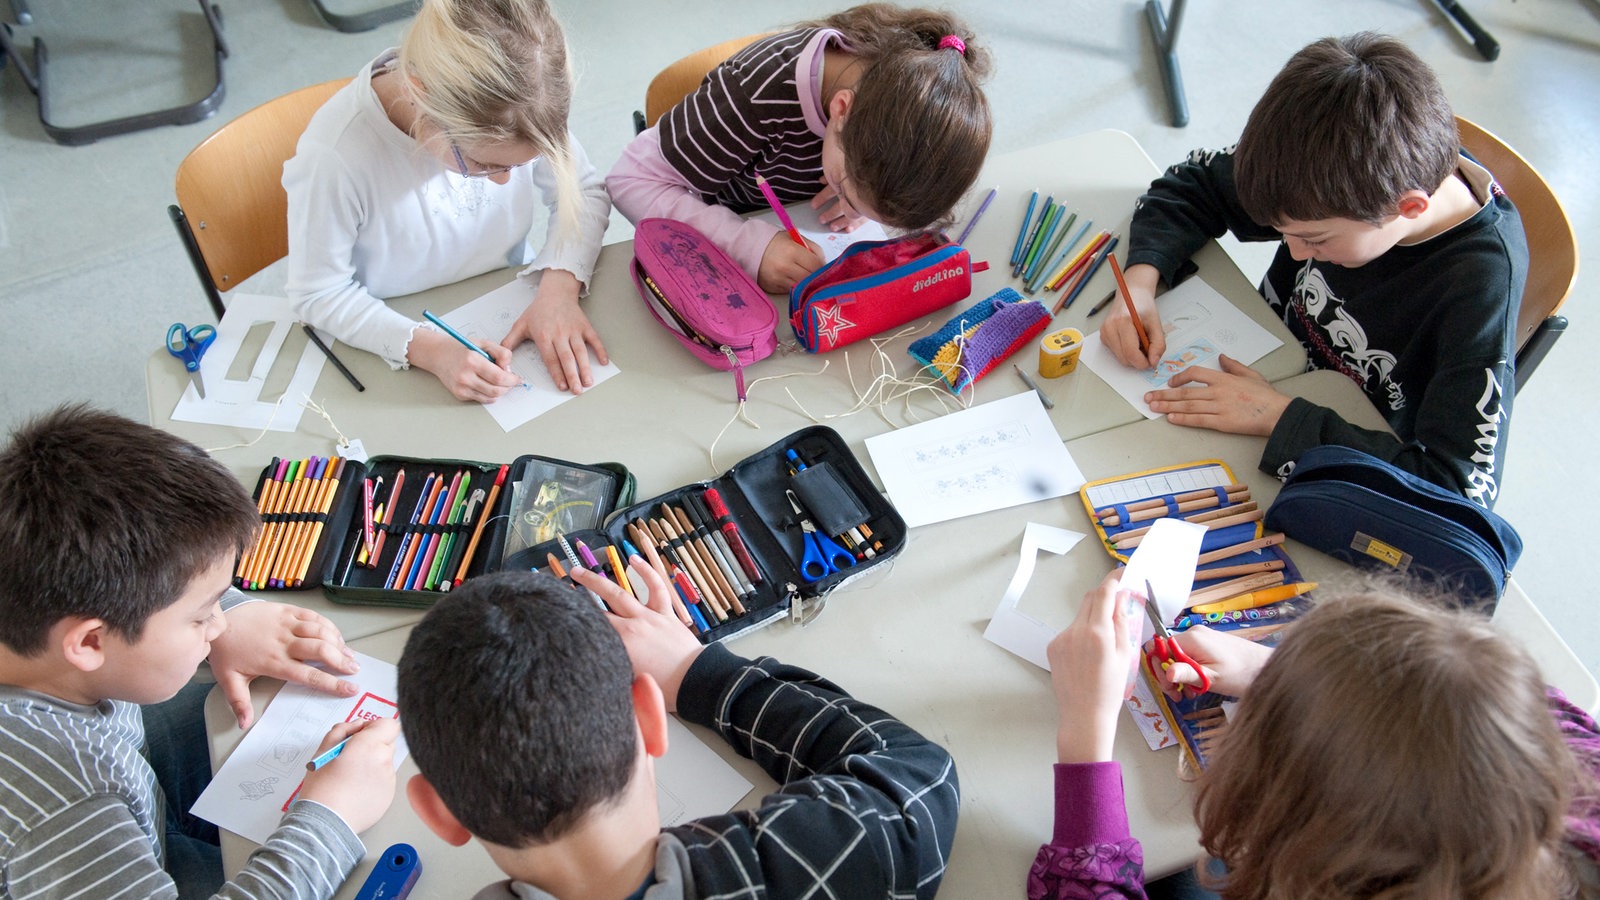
[
  {"xmin": 300, "ymin": 395, "xmax": 352, "ymax": 449},
  {"xmin": 707, "ymin": 362, "xmax": 831, "ymax": 471},
  {"xmin": 201, "ymin": 396, "xmax": 286, "ymax": 454}
]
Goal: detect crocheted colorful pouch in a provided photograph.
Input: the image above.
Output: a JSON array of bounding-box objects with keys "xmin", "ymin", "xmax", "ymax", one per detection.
[{"xmin": 908, "ymin": 288, "xmax": 1052, "ymax": 392}]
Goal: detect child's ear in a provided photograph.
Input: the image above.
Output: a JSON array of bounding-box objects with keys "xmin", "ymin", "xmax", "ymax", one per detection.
[
  {"xmin": 406, "ymin": 775, "xmax": 473, "ymax": 847},
  {"xmin": 631, "ymin": 674, "xmax": 670, "ymax": 760},
  {"xmin": 1396, "ymin": 189, "xmax": 1430, "ymax": 219},
  {"xmin": 828, "ymin": 88, "xmax": 854, "ymax": 124},
  {"xmin": 58, "ymin": 618, "xmax": 108, "ymax": 674}
]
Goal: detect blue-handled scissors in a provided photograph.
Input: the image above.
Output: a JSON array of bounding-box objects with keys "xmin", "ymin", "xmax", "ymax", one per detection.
[
  {"xmin": 166, "ymin": 323, "xmax": 216, "ymax": 399},
  {"xmin": 786, "ymin": 489, "xmax": 854, "ymax": 582}
]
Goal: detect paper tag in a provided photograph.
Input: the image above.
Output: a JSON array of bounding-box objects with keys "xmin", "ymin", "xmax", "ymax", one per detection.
[{"xmin": 336, "ymin": 438, "xmax": 369, "ymax": 463}]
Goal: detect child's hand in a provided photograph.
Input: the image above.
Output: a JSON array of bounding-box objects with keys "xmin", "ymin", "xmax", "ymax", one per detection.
[
  {"xmin": 1100, "ymin": 262, "xmax": 1166, "ymax": 368},
  {"xmin": 409, "ymin": 328, "xmax": 522, "ymax": 403},
  {"xmin": 499, "ymin": 270, "xmax": 607, "ymax": 395},
  {"xmin": 1047, "ymin": 571, "xmax": 1140, "ymax": 764},
  {"xmin": 1145, "ymin": 355, "xmax": 1291, "ymax": 436},
  {"xmin": 208, "ymin": 601, "xmax": 359, "ymax": 730},
  {"xmin": 573, "ymin": 558, "xmax": 703, "ymax": 713},
  {"xmin": 757, "ymin": 232, "xmax": 823, "ymax": 294},
  {"xmin": 297, "ymin": 717, "xmax": 400, "ymax": 834},
  {"xmin": 810, "ymin": 177, "xmax": 868, "ymax": 233},
  {"xmin": 1153, "ymin": 625, "xmax": 1274, "ymax": 699}
]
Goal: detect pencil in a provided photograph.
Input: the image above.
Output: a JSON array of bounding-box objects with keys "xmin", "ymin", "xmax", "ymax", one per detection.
[
  {"xmin": 301, "ymin": 324, "xmax": 366, "ymax": 392},
  {"xmin": 1013, "ymin": 363, "xmax": 1053, "ymax": 410},
  {"xmin": 1109, "ymin": 499, "xmax": 1260, "ymax": 544},
  {"xmin": 1186, "ymin": 571, "xmax": 1287, "ymax": 606},
  {"xmin": 1190, "ymin": 582, "xmax": 1317, "ymax": 615},
  {"xmin": 1010, "ymin": 190, "xmax": 1039, "ymax": 267},
  {"xmin": 1097, "ymin": 484, "xmax": 1248, "ymax": 520},
  {"xmin": 1029, "ymin": 218, "xmax": 1090, "ymax": 294},
  {"xmin": 545, "ymin": 552, "xmax": 567, "ymax": 579},
  {"xmin": 1098, "ymin": 489, "xmax": 1251, "ymax": 526},
  {"xmin": 1045, "ymin": 229, "xmax": 1108, "ymax": 293},
  {"xmin": 954, "ymin": 186, "xmax": 997, "ymax": 246},
  {"xmin": 1112, "ymin": 507, "xmax": 1264, "ymax": 550},
  {"xmin": 452, "ymin": 464, "xmax": 508, "ymax": 586},
  {"xmin": 422, "ymin": 309, "xmax": 496, "ymax": 365},
  {"xmin": 1109, "ymin": 253, "xmax": 1149, "ymax": 354},
  {"xmin": 1192, "ymin": 559, "xmax": 1285, "ymax": 582},
  {"xmin": 363, "ymin": 468, "xmax": 405, "ymax": 568},
  {"xmin": 1024, "ymin": 211, "xmax": 1076, "ymax": 290},
  {"xmin": 1193, "ymin": 532, "xmax": 1286, "ymax": 565},
  {"xmin": 754, "ymin": 173, "xmax": 807, "ymax": 249},
  {"xmin": 1016, "ymin": 199, "xmax": 1058, "ymax": 278},
  {"xmin": 1054, "ymin": 235, "xmax": 1118, "ymax": 315},
  {"xmin": 1087, "ymin": 289, "xmax": 1118, "ymax": 317}
]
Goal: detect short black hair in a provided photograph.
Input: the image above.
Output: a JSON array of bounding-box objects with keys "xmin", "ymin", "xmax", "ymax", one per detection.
[
  {"xmin": 397, "ymin": 570, "xmax": 638, "ymax": 847},
  {"xmin": 0, "ymin": 405, "xmax": 259, "ymax": 654}
]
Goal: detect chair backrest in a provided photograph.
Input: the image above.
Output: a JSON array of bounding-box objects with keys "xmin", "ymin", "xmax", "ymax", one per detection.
[
  {"xmin": 173, "ymin": 78, "xmax": 350, "ymax": 297},
  {"xmin": 640, "ymin": 33, "xmax": 772, "ymax": 131},
  {"xmin": 1454, "ymin": 116, "xmax": 1579, "ymax": 356}
]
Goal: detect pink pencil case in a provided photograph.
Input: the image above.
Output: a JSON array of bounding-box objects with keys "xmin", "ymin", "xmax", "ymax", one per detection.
[{"xmin": 631, "ymin": 218, "xmax": 777, "ymax": 400}]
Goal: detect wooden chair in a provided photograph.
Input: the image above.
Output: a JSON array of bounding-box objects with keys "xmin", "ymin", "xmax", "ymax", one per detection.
[
  {"xmin": 1455, "ymin": 116, "xmax": 1578, "ymax": 391},
  {"xmin": 168, "ymin": 78, "xmax": 349, "ymax": 320},
  {"xmin": 631, "ymin": 33, "xmax": 772, "ymax": 134}
]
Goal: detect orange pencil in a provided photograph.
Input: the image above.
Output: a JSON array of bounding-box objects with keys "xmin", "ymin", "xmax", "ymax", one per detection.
[
  {"xmin": 1109, "ymin": 253, "xmax": 1149, "ymax": 355},
  {"xmin": 452, "ymin": 464, "xmax": 508, "ymax": 586}
]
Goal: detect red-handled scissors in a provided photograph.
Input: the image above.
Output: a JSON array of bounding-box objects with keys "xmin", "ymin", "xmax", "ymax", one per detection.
[{"xmin": 1143, "ymin": 579, "xmax": 1211, "ymax": 694}]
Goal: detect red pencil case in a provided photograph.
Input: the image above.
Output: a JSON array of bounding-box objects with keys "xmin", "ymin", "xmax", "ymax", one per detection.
[
  {"xmin": 631, "ymin": 218, "xmax": 777, "ymax": 401},
  {"xmin": 789, "ymin": 231, "xmax": 978, "ymax": 353}
]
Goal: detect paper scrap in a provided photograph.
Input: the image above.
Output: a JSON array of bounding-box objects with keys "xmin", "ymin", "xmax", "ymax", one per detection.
[
  {"xmin": 438, "ymin": 280, "xmax": 621, "ymax": 432},
  {"xmin": 169, "ymin": 294, "xmax": 327, "ymax": 433},
  {"xmin": 865, "ymin": 391, "xmax": 1085, "ymax": 528},
  {"xmin": 1080, "ymin": 278, "xmax": 1283, "ymax": 418},
  {"xmin": 191, "ymin": 652, "xmax": 407, "ymax": 844},
  {"xmin": 656, "ymin": 717, "xmax": 754, "ymax": 826},
  {"xmin": 982, "ymin": 522, "xmax": 1088, "ymax": 669}
]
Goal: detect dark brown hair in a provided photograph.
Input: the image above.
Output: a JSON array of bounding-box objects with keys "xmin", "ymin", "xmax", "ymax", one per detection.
[
  {"xmin": 1195, "ymin": 584, "xmax": 1589, "ymax": 898},
  {"xmin": 0, "ymin": 405, "xmax": 259, "ymax": 654},
  {"xmin": 808, "ymin": 3, "xmax": 992, "ymax": 230},
  {"xmin": 1234, "ymin": 33, "xmax": 1458, "ymax": 226},
  {"xmin": 398, "ymin": 570, "xmax": 637, "ymax": 847}
]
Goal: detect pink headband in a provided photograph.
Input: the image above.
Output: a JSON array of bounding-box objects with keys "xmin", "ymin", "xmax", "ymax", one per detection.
[{"xmin": 937, "ymin": 34, "xmax": 966, "ymax": 54}]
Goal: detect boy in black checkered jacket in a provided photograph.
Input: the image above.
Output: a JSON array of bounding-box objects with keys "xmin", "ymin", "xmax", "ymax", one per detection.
[{"xmin": 398, "ymin": 566, "xmax": 959, "ymax": 900}]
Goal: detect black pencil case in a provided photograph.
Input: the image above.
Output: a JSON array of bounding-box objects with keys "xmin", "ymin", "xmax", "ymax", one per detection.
[
  {"xmin": 600, "ymin": 425, "xmax": 907, "ymax": 644},
  {"xmin": 236, "ymin": 452, "xmax": 633, "ymax": 609}
]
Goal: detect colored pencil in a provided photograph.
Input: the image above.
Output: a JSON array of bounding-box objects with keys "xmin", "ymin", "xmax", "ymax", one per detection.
[
  {"xmin": 954, "ymin": 186, "xmax": 997, "ymax": 245},
  {"xmin": 1010, "ymin": 190, "xmax": 1039, "ymax": 266},
  {"xmin": 1056, "ymin": 234, "xmax": 1119, "ymax": 314},
  {"xmin": 452, "ymin": 464, "xmax": 508, "ymax": 586},
  {"xmin": 1109, "ymin": 253, "xmax": 1150, "ymax": 354}
]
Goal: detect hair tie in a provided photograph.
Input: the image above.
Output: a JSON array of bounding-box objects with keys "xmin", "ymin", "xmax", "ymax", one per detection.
[{"xmin": 937, "ymin": 34, "xmax": 966, "ymax": 55}]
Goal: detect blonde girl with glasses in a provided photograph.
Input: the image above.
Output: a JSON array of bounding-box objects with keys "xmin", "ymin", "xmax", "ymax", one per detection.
[{"xmin": 285, "ymin": 0, "xmax": 610, "ymax": 401}]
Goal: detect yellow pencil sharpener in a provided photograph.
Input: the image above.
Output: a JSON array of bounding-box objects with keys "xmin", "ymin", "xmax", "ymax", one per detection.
[{"xmin": 1038, "ymin": 327, "xmax": 1084, "ymax": 378}]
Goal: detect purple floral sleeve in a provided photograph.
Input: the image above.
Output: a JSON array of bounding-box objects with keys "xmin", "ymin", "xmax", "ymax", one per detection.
[
  {"xmin": 1027, "ymin": 763, "xmax": 1148, "ymax": 900},
  {"xmin": 1550, "ymin": 687, "xmax": 1600, "ymax": 865}
]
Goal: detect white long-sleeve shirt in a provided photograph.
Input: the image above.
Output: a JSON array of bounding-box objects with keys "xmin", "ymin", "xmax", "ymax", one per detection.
[{"xmin": 284, "ymin": 51, "xmax": 611, "ymax": 368}]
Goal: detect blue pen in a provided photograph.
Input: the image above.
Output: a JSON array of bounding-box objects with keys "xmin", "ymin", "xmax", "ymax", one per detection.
[
  {"xmin": 1009, "ymin": 190, "xmax": 1039, "ymax": 266},
  {"xmin": 307, "ymin": 737, "xmax": 350, "ymax": 771}
]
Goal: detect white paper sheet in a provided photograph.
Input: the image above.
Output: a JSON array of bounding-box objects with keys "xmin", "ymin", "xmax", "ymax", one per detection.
[
  {"xmin": 752, "ymin": 203, "xmax": 889, "ymax": 263},
  {"xmin": 982, "ymin": 522, "xmax": 1088, "ymax": 669},
  {"xmin": 656, "ymin": 717, "xmax": 754, "ymax": 826},
  {"xmin": 191, "ymin": 652, "xmax": 408, "ymax": 844},
  {"xmin": 864, "ymin": 390, "xmax": 1084, "ymax": 528},
  {"xmin": 1080, "ymin": 278, "xmax": 1284, "ymax": 418},
  {"xmin": 169, "ymin": 294, "xmax": 327, "ymax": 432},
  {"xmin": 437, "ymin": 280, "xmax": 621, "ymax": 432},
  {"xmin": 1116, "ymin": 519, "xmax": 1206, "ymax": 750}
]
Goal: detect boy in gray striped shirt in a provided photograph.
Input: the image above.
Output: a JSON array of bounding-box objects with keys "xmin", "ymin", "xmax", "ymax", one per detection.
[{"xmin": 0, "ymin": 406, "xmax": 400, "ymax": 899}]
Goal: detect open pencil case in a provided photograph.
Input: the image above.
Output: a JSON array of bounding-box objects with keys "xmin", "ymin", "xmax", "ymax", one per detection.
[
  {"xmin": 592, "ymin": 425, "xmax": 907, "ymax": 644},
  {"xmin": 236, "ymin": 452, "xmax": 633, "ymax": 609},
  {"xmin": 1079, "ymin": 460, "xmax": 1308, "ymax": 631}
]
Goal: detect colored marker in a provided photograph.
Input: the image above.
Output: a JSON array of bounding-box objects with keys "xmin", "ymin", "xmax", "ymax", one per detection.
[
  {"xmin": 954, "ymin": 186, "xmax": 997, "ymax": 245},
  {"xmin": 307, "ymin": 737, "xmax": 350, "ymax": 771}
]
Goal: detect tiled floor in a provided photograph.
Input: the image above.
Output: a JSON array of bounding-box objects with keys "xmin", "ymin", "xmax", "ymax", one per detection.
[{"xmin": 2, "ymin": 0, "xmax": 1595, "ymax": 674}]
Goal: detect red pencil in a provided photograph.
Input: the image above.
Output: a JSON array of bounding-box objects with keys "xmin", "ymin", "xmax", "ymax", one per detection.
[{"xmin": 1109, "ymin": 253, "xmax": 1150, "ymax": 355}]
